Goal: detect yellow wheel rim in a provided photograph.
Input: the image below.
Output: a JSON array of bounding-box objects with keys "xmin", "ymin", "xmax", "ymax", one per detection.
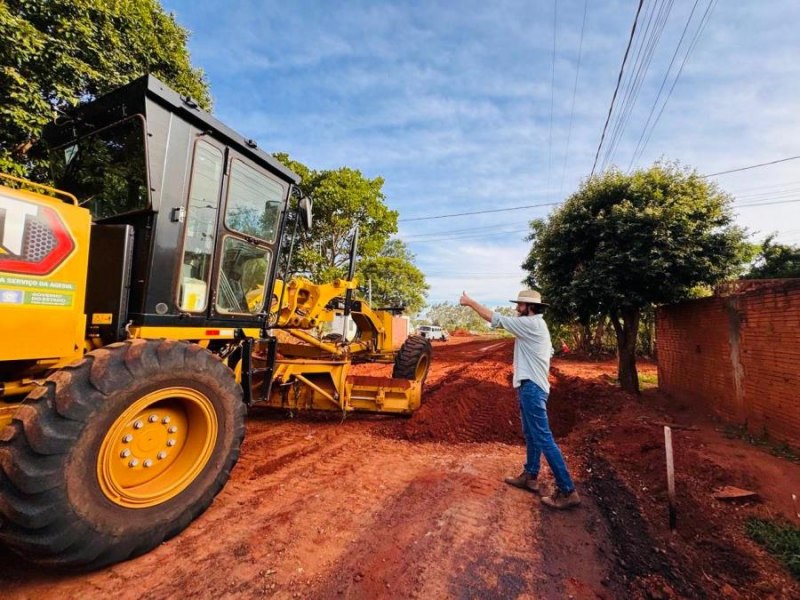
[
  {"xmin": 97, "ymin": 387, "xmax": 218, "ymax": 509},
  {"xmin": 416, "ymin": 354, "xmax": 430, "ymax": 380}
]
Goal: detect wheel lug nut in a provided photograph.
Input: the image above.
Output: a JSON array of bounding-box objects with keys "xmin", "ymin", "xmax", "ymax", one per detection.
[
  {"xmin": 122, "ymin": 434, "xmax": 133, "ymax": 443},
  {"xmin": 168, "ymin": 426, "xmax": 177, "ymax": 433},
  {"xmin": 162, "ymin": 416, "xmax": 171, "ymax": 424},
  {"xmin": 167, "ymin": 439, "xmax": 176, "ymax": 447},
  {"xmin": 148, "ymin": 415, "xmax": 158, "ymax": 423},
  {"xmin": 157, "ymin": 451, "xmax": 167, "ymax": 460},
  {"xmin": 143, "ymin": 459, "xmax": 154, "ymax": 468},
  {"xmin": 120, "ymin": 449, "xmax": 131, "ymax": 458},
  {"xmin": 133, "ymin": 420, "xmax": 143, "ymax": 429},
  {"xmin": 128, "ymin": 459, "xmax": 139, "ymax": 468}
]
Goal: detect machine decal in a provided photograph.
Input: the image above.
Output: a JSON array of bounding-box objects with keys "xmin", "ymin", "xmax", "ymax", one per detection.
[
  {"xmin": 0, "ymin": 275, "xmax": 75, "ymax": 308},
  {"xmin": 0, "ymin": 194, "xmax": 76, "ymax": 276}
]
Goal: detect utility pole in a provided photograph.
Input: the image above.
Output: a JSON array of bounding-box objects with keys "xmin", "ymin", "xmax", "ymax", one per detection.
[{"xmin": 368, "ymin": 278, "xmax": 372, "ymax": 305}]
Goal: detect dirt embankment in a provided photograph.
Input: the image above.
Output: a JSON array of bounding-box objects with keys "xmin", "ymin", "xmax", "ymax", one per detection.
[{"xmin": 1, "ymin": 337, "xmax": 798, "ymax": 599}]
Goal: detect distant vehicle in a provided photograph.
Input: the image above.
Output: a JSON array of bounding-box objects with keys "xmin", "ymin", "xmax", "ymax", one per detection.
[{"xmin": 417, "ymin": 325, "xmax": 449, "ymax": 341}]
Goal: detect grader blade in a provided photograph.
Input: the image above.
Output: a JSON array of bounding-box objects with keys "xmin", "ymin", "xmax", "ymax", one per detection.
[{"xmin": 345, "ymin": 375, "xmax": 422, "ymax": 414}]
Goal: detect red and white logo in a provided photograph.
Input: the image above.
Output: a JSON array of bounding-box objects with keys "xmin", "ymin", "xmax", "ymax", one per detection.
[{"xmin": 0, "ymin": 195, "xmax": 76, "ymax": 276}]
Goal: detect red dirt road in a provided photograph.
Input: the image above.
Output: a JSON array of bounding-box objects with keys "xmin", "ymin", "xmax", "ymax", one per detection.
[{"xmin": 1, "ymin": 337, "xmax": 798, "ymax": 598}]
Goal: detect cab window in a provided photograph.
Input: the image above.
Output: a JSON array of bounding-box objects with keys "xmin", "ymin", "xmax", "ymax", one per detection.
[
  {"xmin": 215, "ymin": 236, "xmax": 270, "ymax": 314},
  {"xmin": 178, "ymin": 140, "xmax": 222, "ymax": 312},
  {"xmin": 51, "ymin": 116, "xmax": 149, "ymax": 220},
  {"xmin": 225, "ymin": 159, "xmax": 283, "ymax": 242}
]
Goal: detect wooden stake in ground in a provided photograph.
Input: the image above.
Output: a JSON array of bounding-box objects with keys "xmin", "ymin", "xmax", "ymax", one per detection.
[{"xmin": 665, "ymin": 426, "xmax": 676, "ymax": 530}]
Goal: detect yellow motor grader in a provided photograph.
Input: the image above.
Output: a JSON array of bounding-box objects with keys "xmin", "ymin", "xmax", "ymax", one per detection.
[{"xmin": 0, "ymin": 75, "xmax": 431, "ymax": 569}]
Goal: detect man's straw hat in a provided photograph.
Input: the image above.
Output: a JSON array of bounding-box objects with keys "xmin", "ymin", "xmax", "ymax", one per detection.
[{"xmin": 509, "ymin": 290, "xmax": 549, "ymax": 306}]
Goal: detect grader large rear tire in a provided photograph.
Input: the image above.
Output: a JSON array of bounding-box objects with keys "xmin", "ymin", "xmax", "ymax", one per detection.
[
  {"xmin": 0, "ymin": 339, "xmax": 245, "ymax": 569},
  {"xmin": 392, "ymin": 335, "xmax": 432, "ymax": 383}
]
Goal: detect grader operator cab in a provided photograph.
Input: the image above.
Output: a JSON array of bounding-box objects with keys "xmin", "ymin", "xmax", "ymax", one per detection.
[{"xmin": 0, "ymin": 75, "xmax": 431, "ymax": 569}]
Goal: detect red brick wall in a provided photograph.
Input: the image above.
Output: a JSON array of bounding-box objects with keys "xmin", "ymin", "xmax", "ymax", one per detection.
[{"xmin": 657, "ymin": 280, "xmax": 800, "ymax": 446}]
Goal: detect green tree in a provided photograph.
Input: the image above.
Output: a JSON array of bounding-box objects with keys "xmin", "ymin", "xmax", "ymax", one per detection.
[
  {"xmin": 357, "ymin": 240, "xmax": 429, "ymax": 313},
  {"xmin": 425, "ymin": 302, "xmax": 491, "ymax": 333},
  {"xmin": 523, "ymin": 163, "xmax": 747, "ymax": 393},
  {"xmin": 273, "ymin": 153, "xmax": 399, "ymax": 282},
  {"xmin": 1, "ymin": 0, "xmax": 210, "ymax": 176},
  {"xmin": 744, "ymin": 235, "xmax": 800, "ymax": 279}
]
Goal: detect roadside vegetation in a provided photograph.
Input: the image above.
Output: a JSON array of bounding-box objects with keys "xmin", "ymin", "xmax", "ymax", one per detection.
[
  {"xmin": 724, "ymin": 424, "xmax": 800, "ymax": 463},
  {"xmin": 746, "ymin": 518, "xmax": 800, "ymax": 580}
]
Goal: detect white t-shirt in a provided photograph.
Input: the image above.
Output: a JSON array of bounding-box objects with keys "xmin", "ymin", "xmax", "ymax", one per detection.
[{"xmin": 491, "ymin": 312, "xmax": 552, "ymax": 392}]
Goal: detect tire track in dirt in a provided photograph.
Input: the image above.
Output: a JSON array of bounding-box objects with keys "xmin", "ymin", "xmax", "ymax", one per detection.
[{"xmin": 305, "ymin": 447, "xmax": 545, "ymax": 599}]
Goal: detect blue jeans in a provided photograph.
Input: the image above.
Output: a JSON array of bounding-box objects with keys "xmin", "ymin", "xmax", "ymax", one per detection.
[{"xmin": 518, "ymin": 379, "xmax": 575, "ymax": 493}]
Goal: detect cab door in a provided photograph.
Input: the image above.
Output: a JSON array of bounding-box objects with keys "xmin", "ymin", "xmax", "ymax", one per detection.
[
  {"xmin": 210, "ymin": 151, "xmax": 288, "ymax": 320},
  {"xmin": 175, "ymin": 138, "xmax": 225, "ymax": 317}
]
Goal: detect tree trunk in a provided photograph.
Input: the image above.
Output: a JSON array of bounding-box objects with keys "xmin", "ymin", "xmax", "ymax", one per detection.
[
  {"xmin": 579, "ymin": 323, "xmax": 591, "ymax": 354},
  {"xmin": 592, "ymin": 316, "xmax": 607, "ymax": 355},
  {"xmin": 610, "ymin": 309, "xmax": 640, "ymax": 393},
  {"xmin": 649, "ymin": 317, "xmax": 656, "ymax": 359}
]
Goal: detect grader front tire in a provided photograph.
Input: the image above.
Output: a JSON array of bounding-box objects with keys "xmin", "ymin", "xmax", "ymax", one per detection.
[
  {"xmin": 392, "ymin": 335, "xmax": 432, "ymax": 383},
  {"xmin": 0, "ymin": 339, "xmax": 245, "ymax": 569}
]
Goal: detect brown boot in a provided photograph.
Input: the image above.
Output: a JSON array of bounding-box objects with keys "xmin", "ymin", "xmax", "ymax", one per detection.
[
  {"xmin": 504, "ymin": 470, "xmax": 540, "ymax": 494},
  {"xmin": 541, "ymin": 489, "xmax": 581, "ymax": 509}
]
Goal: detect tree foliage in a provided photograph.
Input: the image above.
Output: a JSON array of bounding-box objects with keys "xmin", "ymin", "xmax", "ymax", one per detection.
[
  {"xmin": 273, "ymin": 153, "xmax": 398, "ymax": 282},
  {"xmin": 1, "ymin": 0, "xmax": 210, "ymax": 175},
  {"xmin": 357, "ymin": 240, "xmax": 429, "ymax": 313},
  {"xmin": 744, "ymin": 235, "xmax": 800, "ymax": 279},
  {"xmin": 425, "ymin": 302, "xmax": 489, "ymax": 332},
  {"xmin": 273, "ymin": 154, "xmax": 427, "ymax": 313},
  {"xmin": 523, "ymin": 162, "xmax": 747, "ymax": 392}
]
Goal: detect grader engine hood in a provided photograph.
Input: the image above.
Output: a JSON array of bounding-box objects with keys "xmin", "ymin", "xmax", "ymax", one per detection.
[{"xmin": 0, "ymin": 181, "xmax": 91, "ymax": 363}]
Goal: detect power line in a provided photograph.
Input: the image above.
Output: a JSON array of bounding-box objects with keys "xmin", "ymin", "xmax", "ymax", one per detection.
[
  {"xmin": 559, "ymin": 0, "xmax": 588, "ymax": 196},
  {"xmin": 602, "ymin": 0, "xmax": 674, "ymax": 171},
  {"xmin": 733, "ymin": 188, "xmax": 800, "ymax": 201},
  {"xmin": 404, "ymin": 227, "xmax": 528, "ymax": 242},
  {"xmin": 401, "ymin": 222, "xmax": 526, "ymax": 239},
  {"xmin": 628, "ymin": 0, "xmax": 702, "ymax": 169},
  {"xmin": 398, "ymin": 156, "xmax": 800, "ymax": 223},
  {"xmin": 727, "ymin": 179, "xmax": 800, "ymax": 195},
  {"xmin": 590, "ymin": 0, "xmax": 645, "ymax": 178},
  {"xmin": 423, "ymin": 272, "xmax": 524, "ymax": 276},
  {"xmin": 629, "ymin": 0, "xmax": 717, "ymax": 168},
  {"xmin": 398, "ymin": 201, "xmax": 560, "ymax": 222},
  {"xmin": 547, "ymin": 0, "xmax": 558, "ymax": 198},
  {"xmin": 702, "ymin": 155, "xmax": 800, "ymax": 177},
  {"xmin": 406, "ymin": 229, "xmax": 531, "ymax": 244},
  {"xmin": 736, "ymin": 198, "xmax": 800, "ymax": 208}
]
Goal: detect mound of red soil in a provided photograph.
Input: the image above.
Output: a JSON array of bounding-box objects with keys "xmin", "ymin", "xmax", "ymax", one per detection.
[
  {"xmin": 388, "ymin": 339, "xmax": 623, "ymax": 444},
  {"xmin": 400, "ymin": 375, "xmax": 523, "ymax": 444}
]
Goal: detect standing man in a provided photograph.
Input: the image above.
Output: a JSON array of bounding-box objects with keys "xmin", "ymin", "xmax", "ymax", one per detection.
[{"xmin": 459, "ymin": 290, "xmax": 580, "ymax": 509}]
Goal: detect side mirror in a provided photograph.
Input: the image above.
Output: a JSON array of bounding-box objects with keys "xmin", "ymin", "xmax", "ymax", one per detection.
[{"xmin": 298, "ymin": 196, "xmax": 313, "ymax": 231}]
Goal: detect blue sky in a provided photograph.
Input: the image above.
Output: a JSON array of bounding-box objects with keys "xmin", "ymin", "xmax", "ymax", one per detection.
[{"xmin": 163, "ymin": 0, "xmax": 800, "ymax": 308}]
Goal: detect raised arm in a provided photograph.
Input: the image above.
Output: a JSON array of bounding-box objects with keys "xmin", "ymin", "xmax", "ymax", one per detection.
[{"xmin": 460, "ymin": 291, "xmax": 494, "ymax": 323}]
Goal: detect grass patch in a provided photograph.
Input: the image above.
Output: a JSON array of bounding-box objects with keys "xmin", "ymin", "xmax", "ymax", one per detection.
[
  {"xmin": 638, "ymin": 372, "xmax": 658, "ymax": 388},
  {"xmin": 723, "ymin": 424, "xmax": 800, "ymax": 463},
  {"xmin": 605, "ymin": 371, "xmax": 658, "ymax": 389},
  {"xmin": 746, "ymin": 518, "xmax": 800, "ymax": 580}
]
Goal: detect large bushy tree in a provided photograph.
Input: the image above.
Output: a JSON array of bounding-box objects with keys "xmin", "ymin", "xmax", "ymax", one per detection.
[
  {"xmin": 1, "ymin": 0, "xmax": 210, "ymax": 176},
  {"xmin": 523, "ymin": 163, "xmax": 747, "ymax": 392}
]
